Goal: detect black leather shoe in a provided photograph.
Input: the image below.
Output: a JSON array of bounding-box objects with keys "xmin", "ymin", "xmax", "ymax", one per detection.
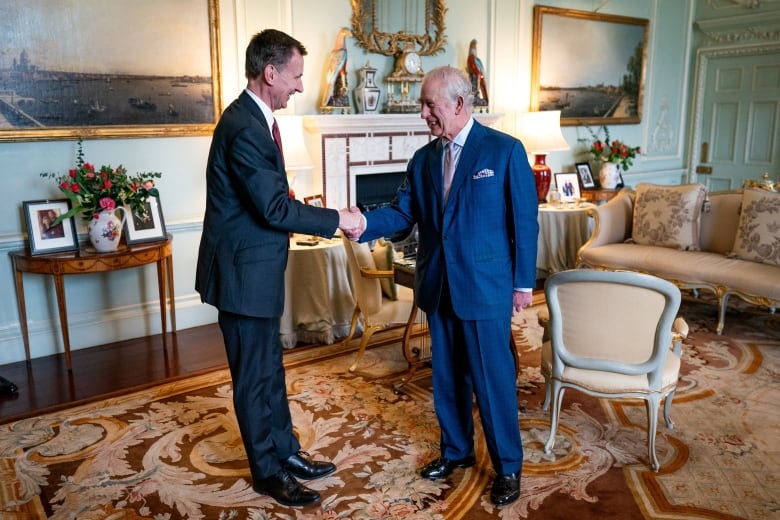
[
  {"xmin": 0, "ymin": 376, "xmax": 18, "ymax": 396},
  {"xmin": 419, "ymin": 455, "xmax": 476, "ymax": 480},
  {"xmin": 253, "ymin": 469, "xmax": 321, "ymax": 507},
  {"xmin": 282, "ymin": 451, "xmax": 336, "ymax": 480},
  {"xmin": 490, "ymin": 472, "xmax": 520, "ymax": 506}
]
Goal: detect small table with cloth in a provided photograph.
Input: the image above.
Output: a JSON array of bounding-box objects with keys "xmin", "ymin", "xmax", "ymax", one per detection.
[
  {"xmin": 280, "ymin": 234, "xmax": 358, "ymax": 348},
  {"xmin": 536, "ymin": 202, "xmax": 596, "ymax": 279}
]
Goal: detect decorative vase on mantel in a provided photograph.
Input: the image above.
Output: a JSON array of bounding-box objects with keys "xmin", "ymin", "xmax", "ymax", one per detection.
[
  {"xmin": 354, "ymin": 62, "xmax": 381, "ymax": 114},
  {"xmin": 599, "ymin": 162, "xmax": 622, "ymax": 190},
  {"xmin": 88, "ymin": 208, "xmax": 126, "ymax": 252}
]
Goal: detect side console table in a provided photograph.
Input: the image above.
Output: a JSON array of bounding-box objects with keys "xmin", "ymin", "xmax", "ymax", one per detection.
[
  {"xmin": 581, "ymin": 188, "xmax": 621, "ymax": 204},
  {"xmin": 10, "ymin": 234, "xmax": 176, "ymax": 370}
]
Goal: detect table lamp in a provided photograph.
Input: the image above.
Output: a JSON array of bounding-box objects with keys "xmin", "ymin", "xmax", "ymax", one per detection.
[
  {"xmin": 518, "ymin": 111, "xmax": 570, "ymax": 203},
  {"xmin": 275, "ymin": 115, "xmax": 314, "ymax": 200}
]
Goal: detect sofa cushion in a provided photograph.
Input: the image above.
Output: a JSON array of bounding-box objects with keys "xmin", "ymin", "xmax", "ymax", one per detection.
[
  {"xmin": 629, "ymin": 183, "xmax": 707, "ymax": 251},
  {"xmin": 371, "ymin": 238, "xmax": 398, "ymax": 300},
  {"xmin": 729, "ymin": 188, "xmax": 780, "ymax": 266}
]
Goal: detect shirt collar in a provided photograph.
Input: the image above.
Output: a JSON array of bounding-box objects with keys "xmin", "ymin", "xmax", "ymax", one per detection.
[
  {"xmin": 244, "ymin": 88, "xmax": 274, "ymax": 130},
  {"xmin": 447, "ymin": 117, "xmax": 474, "ymax": 149}
]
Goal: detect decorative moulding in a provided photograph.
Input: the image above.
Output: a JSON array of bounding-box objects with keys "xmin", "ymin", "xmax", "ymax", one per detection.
[{"xmin": 696, "ymin": 10, "xmax": 780, "ymax": 44}]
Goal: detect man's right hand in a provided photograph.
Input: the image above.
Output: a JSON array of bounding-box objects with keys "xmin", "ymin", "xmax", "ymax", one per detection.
[{"xmin": 338, "ymin": 206, "xmax": 365, "ymax": 240}]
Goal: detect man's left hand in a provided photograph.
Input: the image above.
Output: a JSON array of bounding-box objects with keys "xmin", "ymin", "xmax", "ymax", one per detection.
[{"xmin": 513, "ymin": 290, "xmax": 532, "ymax": 314}]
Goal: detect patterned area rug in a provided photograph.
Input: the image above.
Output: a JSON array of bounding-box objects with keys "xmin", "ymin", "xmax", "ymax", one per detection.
[{"xmin": 1, "ymin": 296, "xmax": 778, "ymax": 519}]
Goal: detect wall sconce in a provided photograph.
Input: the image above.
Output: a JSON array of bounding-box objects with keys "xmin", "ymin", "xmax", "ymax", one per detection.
[{"xmin": 518, "ymin": 111, "xmax": 570, "ymax": 203}]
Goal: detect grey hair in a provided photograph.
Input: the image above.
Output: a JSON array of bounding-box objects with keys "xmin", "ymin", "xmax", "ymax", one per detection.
[{"xmin": 423, "ymin": 66, "xmax": 474, "ymax": 108}]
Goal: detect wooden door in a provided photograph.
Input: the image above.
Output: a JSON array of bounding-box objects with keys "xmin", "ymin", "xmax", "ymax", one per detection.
[{"xmin": 689, "ymin": 45, "xmax": 780, "ymax": 191}]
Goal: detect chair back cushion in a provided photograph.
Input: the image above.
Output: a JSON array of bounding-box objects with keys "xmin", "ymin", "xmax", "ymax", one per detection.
[
  {"xmin": 556, "ymin": 282, "xmax": 665, "ymax": 364},
  {"xmin": 341, "ymin": 235, "xmax": 384, "ymax": 316},
  {"xmin": 371, "ymin": 238, "xmax": 399, "ymax": 299}
]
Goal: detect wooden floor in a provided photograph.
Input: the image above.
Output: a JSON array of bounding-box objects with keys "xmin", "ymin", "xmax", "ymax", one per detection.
[{"xmin": 0, "ymin": 324, "xmax": 228, "ymax": 425}]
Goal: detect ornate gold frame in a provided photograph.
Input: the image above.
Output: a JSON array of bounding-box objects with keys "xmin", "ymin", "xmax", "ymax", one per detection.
[
  {"xmin": 350, "ymin": 0, "xmax": 447, "ymax": 56},
  {"xmin": 0, "ymin": 0, "xmax": 222, "ymax": 142},
  {"xmin": 531, "ymin": 5, "xmax": 647, "ymax": 126}
]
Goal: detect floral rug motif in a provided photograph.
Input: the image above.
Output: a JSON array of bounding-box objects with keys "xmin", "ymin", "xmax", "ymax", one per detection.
[{"xmin": 0, "ymin": 297, "xmax": 778, "ymax": 519}]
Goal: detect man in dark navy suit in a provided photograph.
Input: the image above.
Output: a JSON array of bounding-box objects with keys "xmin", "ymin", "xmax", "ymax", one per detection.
[
  {"xmin": 344, "ymin": 66, "xmax": 538, "ymax": 507},
  {"xmin": 196, "ymin": 29, "xmax": 361, "ymax": 507}
]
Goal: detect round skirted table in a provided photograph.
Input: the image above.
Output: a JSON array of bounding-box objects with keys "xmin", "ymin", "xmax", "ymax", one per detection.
[
  {"xmin": 536, "ymin": 203, "xmax": 596, "ymax": 279},
  {"xmin": 280, "ymin": 235, "xmax": 358, "ymax": 348}
]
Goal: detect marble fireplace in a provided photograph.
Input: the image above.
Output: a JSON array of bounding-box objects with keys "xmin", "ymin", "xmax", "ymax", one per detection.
[{"xmin": 302, "ymin": 113, "xmax": 501, "ymax": 211}]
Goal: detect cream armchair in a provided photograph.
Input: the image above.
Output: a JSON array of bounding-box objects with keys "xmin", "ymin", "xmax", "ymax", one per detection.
[
  {"xmin": 540, "ymin": 269, "xmax": 689, "ymax": 472},
  {"xmin": 341, "ymin": 235, "xmax": 414, "ymax": 372}
]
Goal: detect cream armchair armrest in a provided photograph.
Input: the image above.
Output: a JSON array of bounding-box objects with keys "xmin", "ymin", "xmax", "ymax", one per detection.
[
  {"xmin": 359, "ymin": 267, "xmax": 395, "ymax": 279},
  {"xmin": 578, "ymin": 189, "xmax": 635, "ymax": 258},
  {"xmin": 671, "ymin": 316, "xmax": 689, "ymax": 356}
]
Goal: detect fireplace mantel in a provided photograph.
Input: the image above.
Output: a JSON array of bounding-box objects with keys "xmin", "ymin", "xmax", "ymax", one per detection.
[
  {"xmin": 302, "ymin": 113, "xmax": 503, "ymax": 209},
  {"xmin": 302, "ymin": 112, "xmax": 503, "ymax": 135}
]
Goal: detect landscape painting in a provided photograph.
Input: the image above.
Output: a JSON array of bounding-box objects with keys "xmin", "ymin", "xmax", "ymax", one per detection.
[
  {"xmin": 531, "ymin": 5, "xmax": 648, "ymax": 126},
  {"xmin": 0, "ymin": 0, "xmax": 221, "ymax": 141}
]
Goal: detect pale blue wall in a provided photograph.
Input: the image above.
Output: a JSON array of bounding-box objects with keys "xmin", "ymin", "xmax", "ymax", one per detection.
[{"xmin": 0, "ymin": 0, "xmax": 695, "ymax": 364}]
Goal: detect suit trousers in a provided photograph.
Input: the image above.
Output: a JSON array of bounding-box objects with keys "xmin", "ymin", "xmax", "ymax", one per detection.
[
  {"xmin": 218, "ymin": 311, "xmax": 300, "ymax": 481},
  {"xmin": 427, "ymin": 280, "xmax": 523, "ymax": 476}
]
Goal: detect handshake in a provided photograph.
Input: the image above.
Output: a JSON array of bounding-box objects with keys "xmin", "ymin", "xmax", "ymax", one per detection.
[{"xmin": 337, "ymin": 206, "xmax": 366, "ymax": 240}]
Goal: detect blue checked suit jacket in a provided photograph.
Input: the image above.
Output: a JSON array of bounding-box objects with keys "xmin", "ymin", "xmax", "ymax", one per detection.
[{"xmin": 361, "ymin": 120, "xmax": 539, "ymax": 320}]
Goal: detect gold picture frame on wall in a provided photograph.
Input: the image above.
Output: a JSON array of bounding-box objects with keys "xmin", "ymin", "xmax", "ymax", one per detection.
[
  {"xmin": 0, "ymin": 0, "xmax": 222, "ymax": 142},
  {"xmin": 531, "ymin": 5, "xmax": 648, "ymax": 126}
]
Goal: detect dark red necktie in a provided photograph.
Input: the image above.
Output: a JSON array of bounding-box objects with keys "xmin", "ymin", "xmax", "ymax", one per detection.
[{"xmin": 272, "ymin": 118, "xmax": 285, "ymax": 168}]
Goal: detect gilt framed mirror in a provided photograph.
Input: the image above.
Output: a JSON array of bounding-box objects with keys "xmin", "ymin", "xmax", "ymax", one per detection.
[{"xmin": 350, "ymin": 0, "xmax": 447, "ymax": 56}]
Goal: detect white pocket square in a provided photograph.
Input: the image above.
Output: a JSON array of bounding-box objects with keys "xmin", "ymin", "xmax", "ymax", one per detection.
[{"xmin": 472, "ymin": 168, "xmax": 495, "ymax": 179}]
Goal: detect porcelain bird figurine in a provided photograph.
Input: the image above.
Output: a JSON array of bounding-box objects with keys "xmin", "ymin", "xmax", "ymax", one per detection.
[
  {"xmin": 321, "ymin": 28, "xmax": 352, "ymax": 113},
  {"xmin": 467, "ymin": 39, "xmax": 489, "ymax": 108}
]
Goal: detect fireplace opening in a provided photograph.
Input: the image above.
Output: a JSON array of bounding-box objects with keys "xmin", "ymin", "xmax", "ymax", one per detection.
[
  {"xmin": 355, "ymin": 171, "xmax": 406, "ymax": 212},
  {"xmin": 355, "ymin": 171, "xmax": 417, "ymax": 256}
]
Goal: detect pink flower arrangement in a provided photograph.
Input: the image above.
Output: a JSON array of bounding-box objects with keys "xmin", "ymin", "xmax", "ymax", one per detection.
[{"xmin": 41, "ymin": 140, "xmax": 162, "ymax": 223}]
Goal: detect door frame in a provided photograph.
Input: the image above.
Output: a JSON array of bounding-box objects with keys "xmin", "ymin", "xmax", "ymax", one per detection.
[{"xmin": 686, "ymin": 40, "xmax": 780, "ymax": 185}]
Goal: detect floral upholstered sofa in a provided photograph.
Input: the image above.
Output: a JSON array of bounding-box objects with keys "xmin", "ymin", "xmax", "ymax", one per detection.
[{"xmin": 577, "ymin": 183, "xmax": 780, "ymax": 334}]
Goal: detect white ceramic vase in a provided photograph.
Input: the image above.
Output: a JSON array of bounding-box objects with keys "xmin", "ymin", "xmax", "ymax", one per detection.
[
  {"xmin": 354, "ymin": 64, "xmax": 381, "ymax": 113},
  {"xmin": 599, "ymin": 162, "xmax": 621, "ymax": 190},
  {"xmin": 88, "ymin": 208, "xmax": 126, "ymax": 252}
]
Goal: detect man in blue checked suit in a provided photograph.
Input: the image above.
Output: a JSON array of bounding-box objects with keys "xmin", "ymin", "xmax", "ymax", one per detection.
[{"xmin": 343, "ymin": 66, "xmax": 539, "ymax": 506}]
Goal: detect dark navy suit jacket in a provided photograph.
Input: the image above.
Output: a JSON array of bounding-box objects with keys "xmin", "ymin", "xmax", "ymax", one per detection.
[
  {"xmin": 361, "ymin": 120, "xmax": 539, "ymax": 320},
  {"xmin": 196, "ymin": 91, "xmax": 339, "ymax": 317}
]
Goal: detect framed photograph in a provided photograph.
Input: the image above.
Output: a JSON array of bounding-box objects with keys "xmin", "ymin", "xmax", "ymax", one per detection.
[
  {"xmin": 304, "ymin": 194, "xmax": 325, "ymax": 208},
  {"xmin": 531, "ymin": 5, "xmax": 648, "ymax": 126},
  {"xmin": 0, "ymin": 0, "xmax": 222, "ymax": 142},
  {"xmin": 22, "ymin": 199, "xmax": 79, "ymax": 255},
  {"xmin": 554, "ymin": 173, "xmax": 582, "ymax": 203},
  {"xmin": 124, "ymin": 197, "xmax": 167, "ymax": 244},
  {"xmin": 575, "ymin": 162, "xmax": 597, "ymax": 189}
]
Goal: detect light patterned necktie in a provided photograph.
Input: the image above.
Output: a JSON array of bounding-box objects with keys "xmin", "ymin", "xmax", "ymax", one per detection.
[
  {"xmin": 272, "ymin": 118, "xmax": 285, "ymax": 168},
  {"xmin": 443, "ymin": 141, "xmax": 455, "ymax": 203}
]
